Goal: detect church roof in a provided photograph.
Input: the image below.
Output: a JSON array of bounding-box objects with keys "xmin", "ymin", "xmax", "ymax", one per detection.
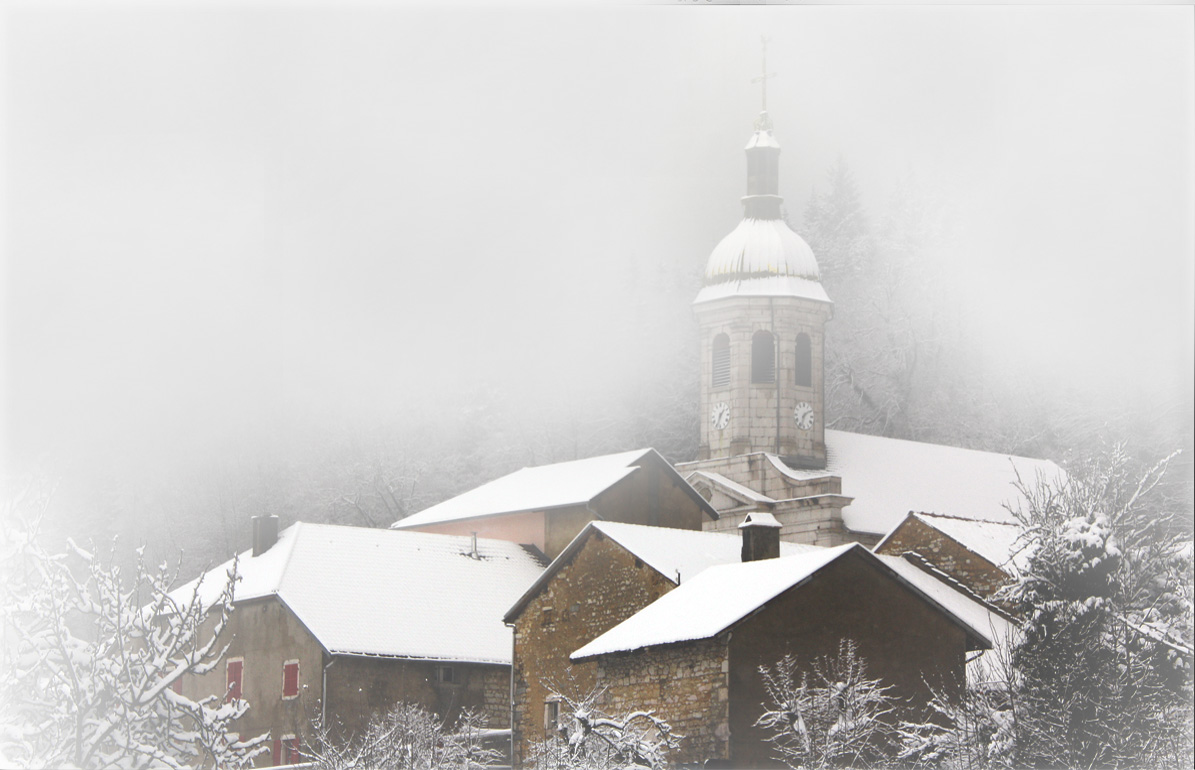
[
  {"xmin": 169, "ymin": 523, "xmax": 545, "ymax": 664},
  {"xmin": 504, "ymin": 521, "xmax": 818, "ymax": 623},
  {"xmin": 876, "ymin": 511, "xmax": 1028, "ymax": 573},
  {"xmin": 392, "ymin": 448, "xmax": 717, "ymax": 529},
  {"xmin": 695, "ymin": 218, "xmax": 828, "ymax": 305},
  {"xmin": 570, "ymin": 543, "xmax": 1002, "ymax": 661},
  {"xmin": 775, "ymin": 430, "xmax": 1064, "ymax": 537}
]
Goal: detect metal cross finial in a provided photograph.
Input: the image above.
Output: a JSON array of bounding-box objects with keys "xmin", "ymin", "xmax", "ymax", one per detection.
[{"xmin": 752, "ymin": 36, "xmax": 776, "ymax": 112}]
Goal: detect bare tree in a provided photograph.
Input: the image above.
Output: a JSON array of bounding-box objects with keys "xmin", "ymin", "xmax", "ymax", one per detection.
[
  {"xmin": 529, "ymin": 678, "xmax": 680, "ymax": 770},
  {"xmin": 301, "ymin": 701, "xmax": 500, "ymax": 770},
  {"xmin": 0, "ymin": 479, "xmax": 268, "ymax": 769},
  {"xmin": 755, "ymin": 639, "xmax": 896, "ymax": 769}
]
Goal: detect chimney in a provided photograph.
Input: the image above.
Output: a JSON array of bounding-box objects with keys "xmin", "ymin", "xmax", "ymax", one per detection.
[
  {"xmin": 252, "ymin": 515, "xmax": 279, "ymax": 557},
  {"xmin": 739, "ymin": 511, "xmax": 782, "ymax": 562}
]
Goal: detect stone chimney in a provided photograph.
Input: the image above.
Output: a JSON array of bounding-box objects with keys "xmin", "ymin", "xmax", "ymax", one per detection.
[
  {"xmin": 252, "ymin": 515, "xmax": 279, "ymax": 557},
  {"xmin": 739, "ymin": 511, "xmax": 782, "ymax": 562}
]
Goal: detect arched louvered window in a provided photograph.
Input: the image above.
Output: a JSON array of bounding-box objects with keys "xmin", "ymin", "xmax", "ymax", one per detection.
[
  {"xmin": 711, "ymin": 334, "xmax": 730, "ymax": 389},
  {"xmin": 751, "ymin": 330, "xmax": 775, "ymax": 384},
  {"xmin": 795, "ymin": 333, "xmax": 812, "ymax": 388}
]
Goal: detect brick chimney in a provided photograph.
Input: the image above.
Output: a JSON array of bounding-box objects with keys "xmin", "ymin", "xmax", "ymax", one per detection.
[
  {"xmin": 739, "ymin": 511, "xmax": 782, "ymax": 562},
  {"xmin": 252, "ymin": 515, "xmax": 279, "ymax": 557}
]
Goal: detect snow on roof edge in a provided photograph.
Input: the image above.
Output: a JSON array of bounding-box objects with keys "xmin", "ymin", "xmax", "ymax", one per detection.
[{"xmin": 571, "ymin": 544, "xmax": 859, "ymax": 661}]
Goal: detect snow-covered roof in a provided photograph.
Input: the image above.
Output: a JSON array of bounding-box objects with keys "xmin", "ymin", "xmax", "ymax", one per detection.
[
  {"xmin": 696, "ymin": 218, "xmax": 825, "ymax": 305},
  {"xmin": 393, "ymin": 448, "xmax": 715, "ymax": 530},
  {"xmin": 572, "ymin": 545, "xmax": 852, "ymax": 659},
  {"xmin": 571, "ymin": 544, "xmax": 999, "ymax": 661},
  {"xmin": 694, "ymin": 275, "xmax": 831, "ymax": 305},
  {"xmin": 874, "ymin": 553, "xmax": 1013, "ymax": 650},
  {"xmin": 876, "ymin": 512, "xmax": 1027, "ymax": 572},
  {"xmin": 504, "ymin": 521, "xmax": 818, "ymax": 623},
  {"xmin": 686, "ymin": 471, "xmax": 775, "ymax": 506},
  {"xmin": 772, "ymin": 430, "xmax": 1064, "ymax": 536},
  {"xmin": 745, "ymin": 129, "xmax": 781, "ymax": 150},
  {"xmin": 170, "ymin": 523, "xmax": 545, "ymax": 664}
]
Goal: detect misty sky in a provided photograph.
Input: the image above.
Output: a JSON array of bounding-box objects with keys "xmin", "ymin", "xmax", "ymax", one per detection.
[{"xmin": 3, "ymin": 3, "xmax": 1193, "ymax": 479}]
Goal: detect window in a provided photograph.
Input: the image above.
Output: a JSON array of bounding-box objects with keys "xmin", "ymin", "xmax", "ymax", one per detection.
[
  {"xmin": 711, "ymin": 333, "xmax": 730, "ymax": 389},
  {"xmin": 226, "ymin": 657, "xmax": 243, "ymax": 703},
  {"xmin": 285, "ymin": 737, "xmax": 301, "ymax": 765},
  {"xmin": 436, "ymin": 664, "xmax": 457, "ymax": 684},
  {"xmin": 795, "ymin": 333, "xmax": 812, "ymax": 388},
  {"xmin": 751, "ymin": 330, "xmax": 775, "ymax": 384},
  {"xmin": 544, "ymin": 700, "xmax": 560, "ymax": 731},
  {"xmin": 274, "ymin": 735, "xmax": 300, "ymax": 766},
  {"xmin": 170, "ymin": 677, "xmax": 183, "ymax": 695},
  {"xmin": 541, "ymin": 607, "xmax": 553, "ymax": 627},
  {"xmin": 282, "ymin": 660, "xmax": 299, "ymax": 700}
]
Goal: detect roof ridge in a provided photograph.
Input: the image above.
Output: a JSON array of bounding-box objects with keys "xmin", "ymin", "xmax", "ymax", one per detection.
[
  {"xmin": 913, "ymin": 511, "xmax": 1020, "ymax": 527},
  {"xmin": 826, "ymin": 429, "xmax": 1056, "ymax": 466},
  {"xmin": 271, "ymin": 521, "xmax": 306, "ymax": 596}
]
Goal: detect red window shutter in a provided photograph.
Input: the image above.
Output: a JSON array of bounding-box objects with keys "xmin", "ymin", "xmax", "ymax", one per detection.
[
  {"xmin": 272, "ymin": 738, "xmax": 281, "ymax": 766},
  {"xmin": 282, "ymin": 661, "xmax": 299, "ymax": 698},
  {"xmin": 286, "ymin": 738, "xmax": 301, "ymax": 764},
  {"xmin": 226, "ymin": 659, "xmax": 243, "ymax": 702},
  {"xmin": 170, "ymin": 677, "xmax": 182, "ymax": 695}
]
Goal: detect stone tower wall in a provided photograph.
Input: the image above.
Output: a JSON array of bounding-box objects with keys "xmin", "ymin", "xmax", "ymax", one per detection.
[{"xmin": 696, "ymin": 295, "xmax": 831, "ymax": 468}]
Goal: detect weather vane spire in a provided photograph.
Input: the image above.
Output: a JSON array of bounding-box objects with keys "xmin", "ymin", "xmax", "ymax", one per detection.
[
  {"xmin": 752, "ymin": 36, "xmax": 775, "ymax": 113},
  {"xmin": 751, "ymin": 36, "xmax": 775, "ymax": 131}
]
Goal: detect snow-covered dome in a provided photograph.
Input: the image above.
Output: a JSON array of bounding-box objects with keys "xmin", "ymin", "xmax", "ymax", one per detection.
[
  {"xmin": 694, "ymin": 110, "xmax": 830, "ymax": 305},
  {"xmin": 695, "ymin": 219, "xmax": 828, "ymax": 305},
  {"xmin": 703, "ymin": 217, "xmax": 820, "ymax": 284}
]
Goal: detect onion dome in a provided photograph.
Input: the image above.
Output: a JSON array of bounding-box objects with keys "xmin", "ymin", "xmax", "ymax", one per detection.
[{"xmin": 695, "ymin": 111, "xmax": 829, "ymax": 305}]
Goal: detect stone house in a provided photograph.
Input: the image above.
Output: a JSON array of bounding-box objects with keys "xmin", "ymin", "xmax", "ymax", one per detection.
[
  {"xmin": 502, "ymin": 517, "xmax": 818, "ymax": 767},
  {"xmin": 874, "ymin": 511, "xmax": 1023, "ymax": 600},
  {"xmin": 170, "ymin": 518, "xmax": 544, "ymax": 767},
  {"xmin": 569, "ymin": 527, "xmax": 1002, "ymax": 768},
  {"xmin": 393, "ymin": 448, "xmax": 718, "ymax": 559}
]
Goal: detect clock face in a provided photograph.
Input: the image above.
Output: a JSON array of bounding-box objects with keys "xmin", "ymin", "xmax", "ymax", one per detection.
[
  {"xmin": 793, "ymin": 401, "xmax": 814, "ymax": 431},
  {"xmin": 711, "ymin": 402, "xmax": 731, "ymax": 431}
]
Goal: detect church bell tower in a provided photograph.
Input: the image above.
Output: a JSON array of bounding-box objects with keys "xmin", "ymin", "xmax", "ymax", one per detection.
[{"xmin": 694, "ymin": 50, "xmax": 832, "ymax": 469}]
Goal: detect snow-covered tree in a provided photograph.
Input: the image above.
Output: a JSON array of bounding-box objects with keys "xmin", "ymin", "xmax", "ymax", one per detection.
[
  {"xmin": 301, "ymin": 701, "xmax": 499, "ymax": 770},
  {"xmin": 528, "ymin": 680, "xmax": 679, "ymax": 770},
  {"xmin": 755, "ymin": 639, "xmax": 896, "ymax": 769},
  {"xmin": 1005, "ymin": 448, "xmax": 1193, "ymax": 768},
  {"xmin": 896, "ymin": 645, "xmax": 1018, "ymax": 769},
  {"xmin": 0, "ymin": 481, "xmax": 268, "ymax": 769}
]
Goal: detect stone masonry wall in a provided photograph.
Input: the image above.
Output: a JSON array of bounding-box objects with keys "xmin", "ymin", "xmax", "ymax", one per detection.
[
  {"xmin": 592, "ymin": 637, "xmax": 730, "ymax": 766},
  {"xmin": 696, "ymin": 295, "xmax": 831, "ymax": 467},
  {"xmin": 874, "ymin": 517, "xmax": 1010, "ymax": 600},
  {"xmin": 327, "ymin": 657, "xmax": 510, "ymax": 735},
  {"xmin": 510, "ymin": 530, "xmax": 677, "ymax": 768}
]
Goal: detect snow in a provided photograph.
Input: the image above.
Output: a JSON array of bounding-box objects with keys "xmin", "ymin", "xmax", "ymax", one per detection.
[
  {"xmin": 505, "ymin": 521, "xmax": 818, "ymax": 622},
  {"xmin": 745, "ymin": 129, "xmax": 781, "ymax": 150},
  {"xmin": 697, "ymin": 217, "xmax": 823, "ymax": 302},
  {"xmin": 571, "ymin": 545, "xmax": 855, "ymax": 660},
  {"xmin": 774, "ymin": 430, "xmax": 1065, "ymax": 536},
  {"xmin": 592, "ymin": 521, "xmax": 818, "ymax": 585},
  {"xmin": 571, "ymin": 544, "xmax": 1007, "ymax": 661},
  {"xmin": 694, "ymin": 275, "xmax": 831, "ymax": 305},
  {"xmin": 687, "ymin": 470, "xmax": 775, "ymax": 505},
  {"xmin": 392, "ymin": 449, "xmax": 655, "ymax": 529},
  {"xmin": 876, "ymin": 512, "xmax": 1027, "ymax": 572},
  {"xmin": 170, "ymin": 523, "xmax": 545, "ymax": 664},
  {"xmin": 874, "ymin": 554, "xmax": 1012, "ymax": 651},
  {"xmin": 739, "ymin": 511, "xmax": 782, "ymax": 529}
]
